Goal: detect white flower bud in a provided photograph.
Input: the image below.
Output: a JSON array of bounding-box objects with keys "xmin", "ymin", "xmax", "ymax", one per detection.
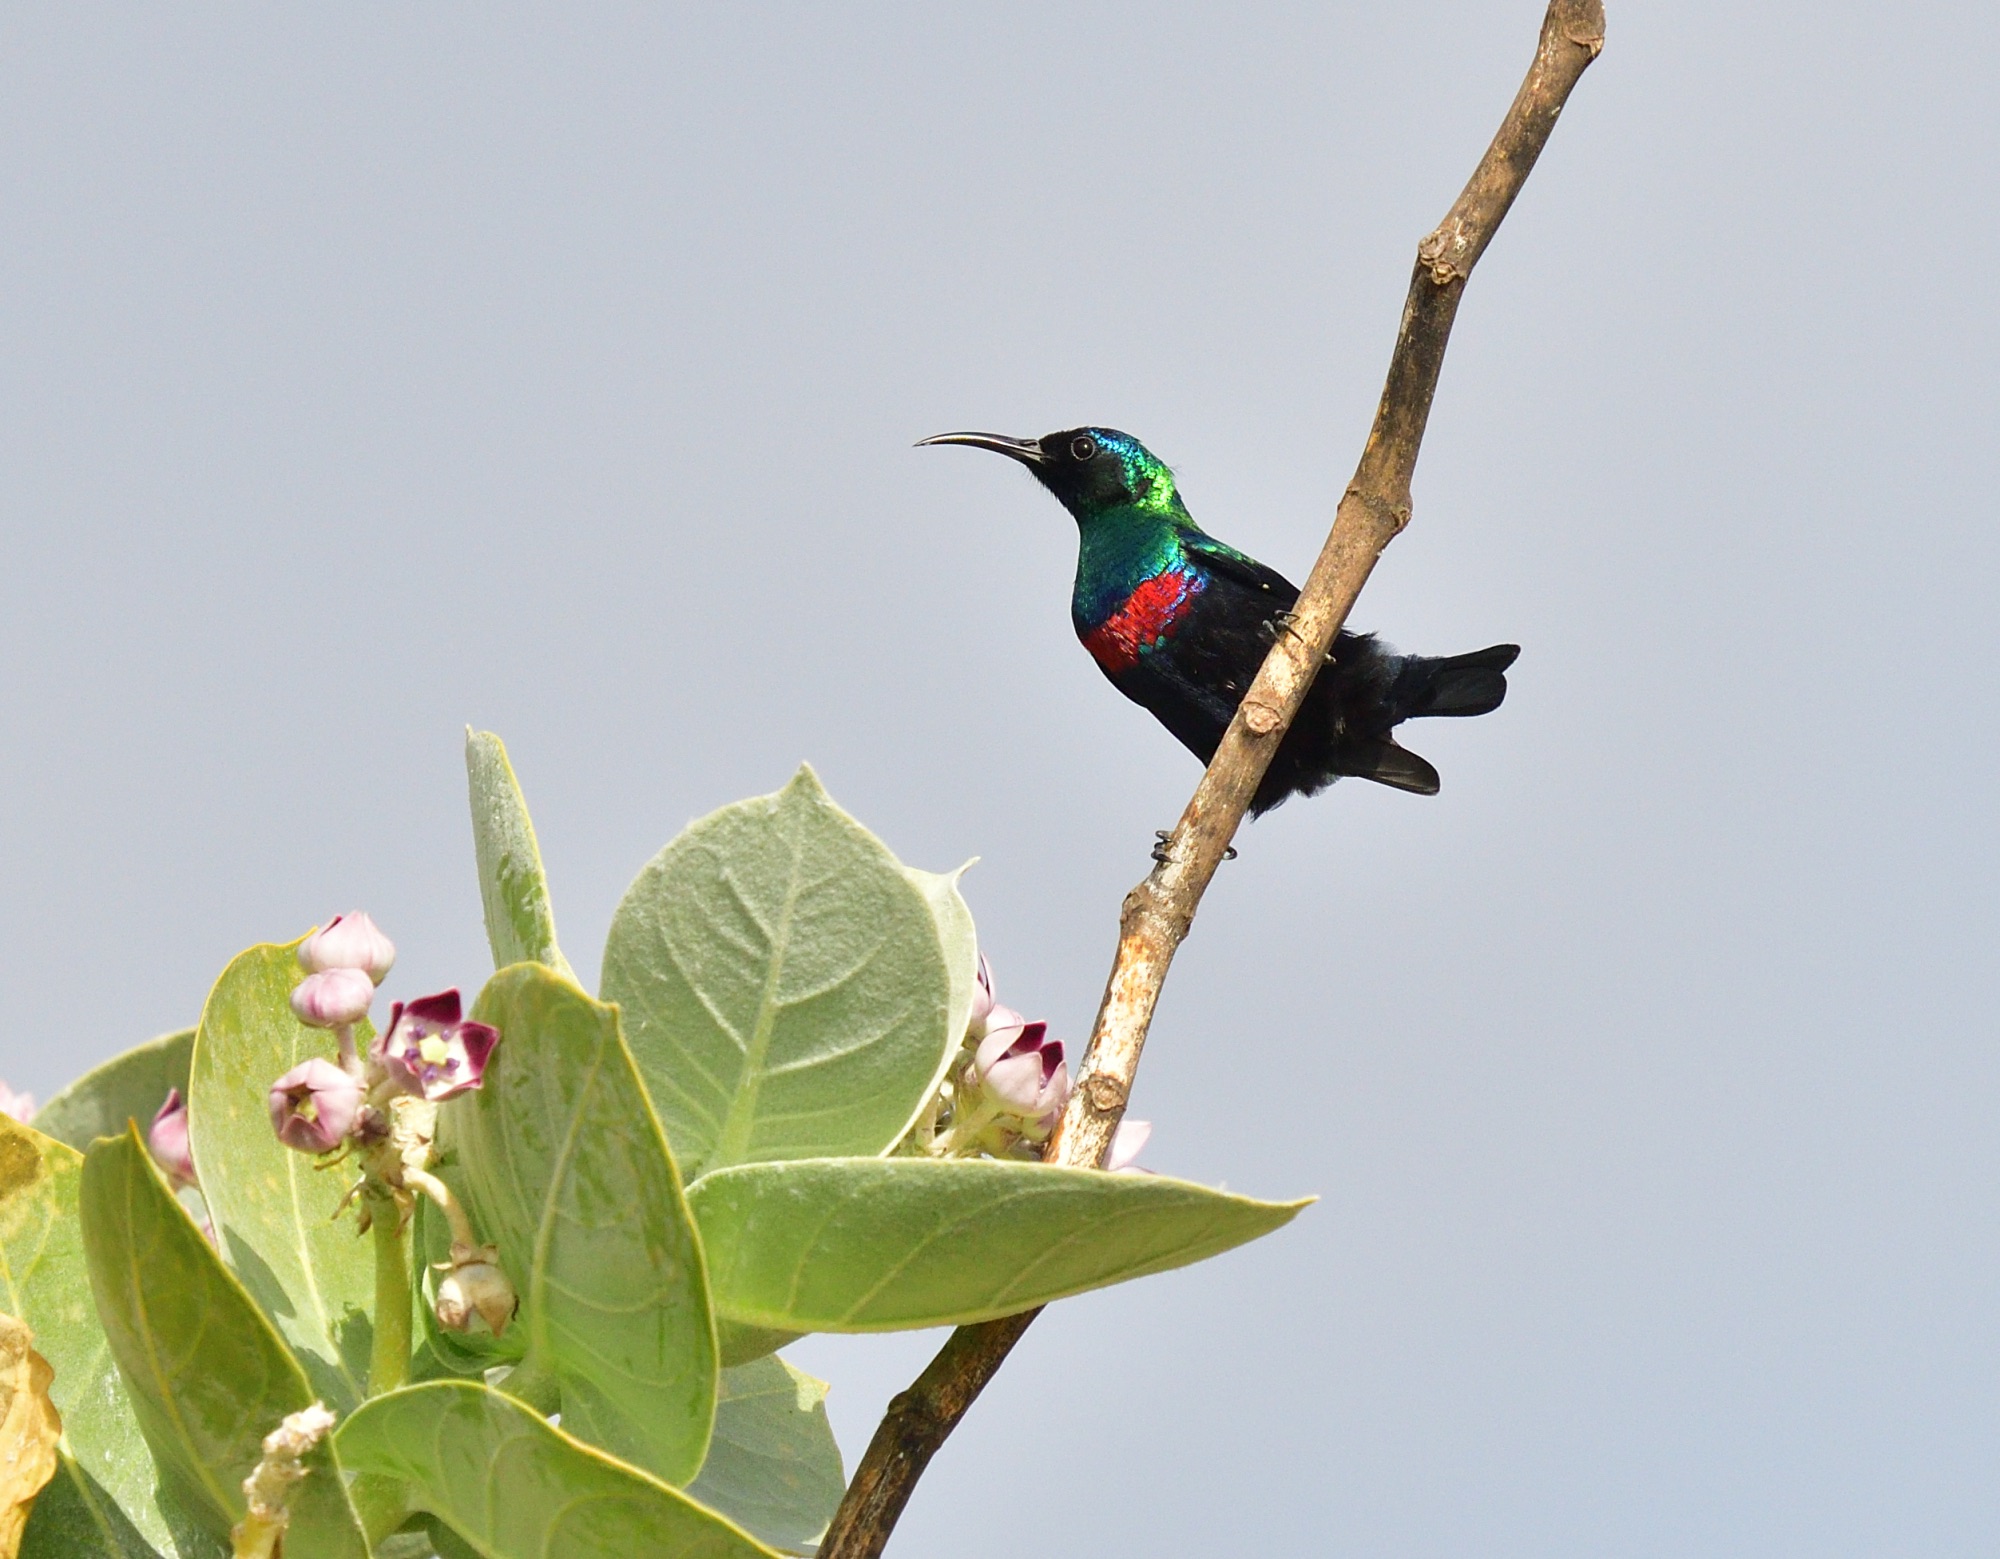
[
  {"xmin": 298, "ymin": 913, "xmax": 397, "ymax": 985},
  {"xmin": 290, "ymin": 968, "xmax": 375, "ymax": 1029}
]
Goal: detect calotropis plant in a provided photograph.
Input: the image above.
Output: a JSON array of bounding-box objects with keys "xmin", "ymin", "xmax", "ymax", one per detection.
[{"xmin": 0, "ymin": 731, "xmax": 1307, "ymax": 1559}]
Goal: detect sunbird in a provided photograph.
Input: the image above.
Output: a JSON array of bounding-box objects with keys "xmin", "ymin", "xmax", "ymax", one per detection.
[{"xmin": 921, "ymin": 426, "xmax": 1518, "ymax": 817}]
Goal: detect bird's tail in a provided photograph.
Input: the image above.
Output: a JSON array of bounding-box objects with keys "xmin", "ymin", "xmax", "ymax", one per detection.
[
  {"xmin": 1349, "ymin": 738, "xmax": 1441, "ymax": 796},
  {"xmin": 1389, "ymin": 643, "xmax": 1520, "ymax": 722}
]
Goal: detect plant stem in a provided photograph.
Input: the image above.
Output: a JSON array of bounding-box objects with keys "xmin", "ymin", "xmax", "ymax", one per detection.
[
  {"xmin": 404, "ymin": 1165, "xmax": 480, "ymax": 1250},
  {"xmin": 817, "ymin": 5, "xmax": 1606, "ymax": 1554},
  {"xmin": 368, "ymin": 1196, "xmax": 411, "ymax": 1395}
]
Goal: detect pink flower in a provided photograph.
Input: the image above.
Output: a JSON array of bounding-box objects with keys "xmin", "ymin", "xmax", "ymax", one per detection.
[
  {"xmin": 373, "ymin": 990, "xmax": 499, "ymax": 1103},
  {"xmin": 268, "ymin": 1059, "xmax": 362, "ymax": 1153},
  {"xmin": 971, "ymin": 1015, "xmax": 1068, "ymax": 1134},
  {"xmin": 148, "ymin": 1089, "xmax": 197, "ymax": 1188},
  {"xmin": 0, "ymin": 1083, "xmax": 35, "ymax": 1124},
  {"xmin": 1105, "ymin": 1119, "xmax": 1152, "ymax": 1174},
  {"xmin": 290, "ymin": 967, "xmax": 375, "ymax": 1029},
  {"xmin": 299, "ymin": 913, "xmax": 397, "ymax": 985}
]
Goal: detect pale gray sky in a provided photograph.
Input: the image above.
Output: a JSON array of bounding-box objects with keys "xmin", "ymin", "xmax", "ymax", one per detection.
[{"xmin": 5, "ymin": 4, "xmax": 1998, "ymax": 1554}]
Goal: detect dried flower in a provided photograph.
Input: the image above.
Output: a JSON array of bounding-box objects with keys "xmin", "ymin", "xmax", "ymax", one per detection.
[
  {"xmin": 268, "ymin": 1059, "xmax": 362, "ymax": 1154},
  {"xmin": 290, "ymin": 967, "xmax": 375, "ymax": 1030},
  {"xmin": 298, "ymin": 913, "xmax": 396, "ymax": 985},
  {"xmin": 434, "ymin": 1245, "xmax": 516, "ymax": 1337},
  {"xmin": 374, "ymin": 991, "xmax": 499, "ymax": 1103},
  {"xmin": 147, "ymin": 1089, "xmax": 197, "ymax": 1189},
  {"xmin": 233, "ymin": 1401, "xmax": 337, "ymax": 1559}
]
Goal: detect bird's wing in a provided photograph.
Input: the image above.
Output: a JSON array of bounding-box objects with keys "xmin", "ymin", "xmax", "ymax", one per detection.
[
  {"xmin": 1180, "ymin": 534, "xmax": 1300, "ymax": 607},
  {"xmin": 1116, "ymin": 654, "xmax": 1241, "ymax": 763}
]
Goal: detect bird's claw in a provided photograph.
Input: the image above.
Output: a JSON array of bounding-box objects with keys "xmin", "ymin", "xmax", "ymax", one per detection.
[
  {"xmin": 1153, "ymin": 830, "xmax": 1237, "ymax": 865},
  {"xmin": 1259, "ymin": 609, "xmax": 1308, "ymax": 647}
]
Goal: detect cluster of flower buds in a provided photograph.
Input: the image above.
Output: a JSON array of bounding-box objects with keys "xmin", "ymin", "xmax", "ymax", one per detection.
[
  {"xmin": 266, "ymin": 915, "xmax": 498, "ymax": 1157},
  {"xmin": 263, "ymin": 914, "xmax": 515, "ymax": 1339},
  {"xmin": 919, "ymin": 953, "xmax": 1150, "ymax": 1168}
]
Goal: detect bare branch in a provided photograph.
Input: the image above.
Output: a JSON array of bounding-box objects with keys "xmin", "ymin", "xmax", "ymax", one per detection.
[{"xmin": 819, "ymin": 6, "xmax": 1604, "ymax": 1554}]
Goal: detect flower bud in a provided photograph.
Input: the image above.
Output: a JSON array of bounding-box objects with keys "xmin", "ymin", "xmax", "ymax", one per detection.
[
  {"xmin": 298, "ymin": 913, "xmax": 396, "ymax": 985},
  {"xmin": 0, "ymin": 1082, "xmax": 35, "ymax": 1124},
  {"xmin": 268, "ymin": 1058, "xmax": 362, "ymax": 1153},
  {"xmin": 375, "ymin": 990, "xmax": 499, "ymax": 1102},
  {"xmin": 290, "ymin": 967, "xmax": 375, "ymax": 1029},
  {"xmin": 148, "ymin": 1088, "xmax": 197, "ymax": 1189},
  {"xmin": 967, "ymin": 952, "xmax": 998, "ymax": 1037},
  {"xmin": 435, "ymin": 1245, "xmax": 516, "ymax": 1337},
  {"xmin": 1105, "ymin": 1119, "xmax": 1152, "ymax": 1174},
  {"xmin": 971, "ymin": 1017, "xmax": 1068, "ymax": 1130}
]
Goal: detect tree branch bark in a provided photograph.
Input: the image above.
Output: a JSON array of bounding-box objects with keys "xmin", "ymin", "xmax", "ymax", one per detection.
[{"xmin": 820, "ymin": 6, "xmax": 1604, "ymax": 1554}]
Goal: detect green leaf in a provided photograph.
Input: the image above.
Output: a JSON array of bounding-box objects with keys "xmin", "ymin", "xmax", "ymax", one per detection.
[
  {"xmin": 443, "ymin": 964, "xmax": 717, "ymax": 1485},
  {"xmin": 904, "ymin": 861, "xmax": 980, "ymax": 1068},
  {"xmin": 600, "ymin": 766, "xmax": 963, "ymax": 1177},
  {"xmin": 713, "ymin": 1322, "xmax": 801, "ymax": 1369},
  {"xmin": 186, "ymin": 942, "xmax": 374, "ymax": 1409},
  {"xmin": 337, "ymin": 1383, "xmax": 780, "ymax": 1559},
  {"xmin": 465, "ymin": 731, "xmax": 574, "ymax": 980},
  {"xmin": 20, "ymin": 1453, "xmax": 173, "ymax": 1558},
  {"xmin": 0, "ymin": 1119, "xmax": 189, "ymax": 1556},
  {"xmin": 34, "ymin": 1030, "xmax": 194, "ymax": 1154},
  {"xmin": 689, "ymin": 1158, "xmax": 1311, "ymax": 1332},
  {"xmin": 78, "ymin": 1129, "xmax": 369, "ymax": 1557},
  {"xmin": 684, "ymin": 1358, "xmax": 843, "ymax": 1556}
]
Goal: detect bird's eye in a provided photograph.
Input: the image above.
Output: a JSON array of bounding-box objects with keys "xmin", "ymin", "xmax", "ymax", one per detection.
[{"xmin": 1070, "ymin": 434, "xmax": 1099, "ymax": 461}]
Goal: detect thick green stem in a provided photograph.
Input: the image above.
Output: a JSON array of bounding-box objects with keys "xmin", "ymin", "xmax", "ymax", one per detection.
[{"xmin": 369, "ymin": 1198, "xmax": 412, "ymax": 1395}]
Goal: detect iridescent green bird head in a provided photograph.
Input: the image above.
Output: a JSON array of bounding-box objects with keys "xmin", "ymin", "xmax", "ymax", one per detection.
[{"xmin": 918, "ymin": 426, "xmax": 1186, "ymax": 525}]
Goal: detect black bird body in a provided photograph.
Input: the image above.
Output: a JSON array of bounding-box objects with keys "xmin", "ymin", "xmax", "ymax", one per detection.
[{"xmin": 922, "ymin": 426, "xmax": 1518, "ymax": 816}]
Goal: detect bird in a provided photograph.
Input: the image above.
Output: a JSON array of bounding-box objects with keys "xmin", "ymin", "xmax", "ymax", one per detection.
[{"xmin": 919, "ymin": 425, "xmax": 1519, "ymax": 818}]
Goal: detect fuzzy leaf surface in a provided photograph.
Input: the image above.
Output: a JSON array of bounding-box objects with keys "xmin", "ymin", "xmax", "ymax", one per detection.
[
  {"xmin": 186, "ymin": 943, "xmax": 374, "ymax": 1408},
  {"xmin": 465, "ymin": 731, "xmax": 573, "ymax": 980},
  {"xmin": 689, "ymin": 1158, "xmax": 1311, "ymax": 1331},
  {"xmin": 600, "ymin": 766, "xmax": 960, "ymax": 1177},
  {"xmin": 0, "ymin": 1119, "xmax": 170, "ymax": 1543},
  {"xmin": 684, "ymin": 1357, "xmax": 842, "ymax": 1556},
  {"xmin": 445, "ymin": 965, "xmax": 716, "ymax": 1484},
  {"xmin": 338, "ymin": 1383, "xmax": 777, "ymax": 1559},
  {"xmin": 33, "ymin": 1031, "xmax": 194, "ymax": 1155},
  {"xmin": 903, "ymin": 862, "xmax": 979, "ymax": 1075},
  {"xmin": 78, "ymin": 1131, "xmax": 368, "ymax": 1557},
  {"xmin": 0, "ymin": 1120, "xmax": 186, "ymax": 1556}
]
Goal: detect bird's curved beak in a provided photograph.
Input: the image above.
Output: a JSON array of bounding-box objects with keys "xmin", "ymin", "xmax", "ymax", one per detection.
[{"xmin": 915, "ymin": 431, "xmax": 1046, "ymax": 465}]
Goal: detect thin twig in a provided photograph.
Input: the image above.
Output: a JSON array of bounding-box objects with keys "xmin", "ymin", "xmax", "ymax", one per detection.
[{"xmin": 819, "ymin": 7, "xmax": 1604, "ymax": 1554}]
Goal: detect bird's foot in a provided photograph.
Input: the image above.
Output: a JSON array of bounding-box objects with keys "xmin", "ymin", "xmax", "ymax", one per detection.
[
  {"xmin": 1152, "ymin": 830, "xmax": 1237, "ymax": 865},
  {"xmin": 1260, "ymin": 610, "xmax": 1335, "ymax": 660}
]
